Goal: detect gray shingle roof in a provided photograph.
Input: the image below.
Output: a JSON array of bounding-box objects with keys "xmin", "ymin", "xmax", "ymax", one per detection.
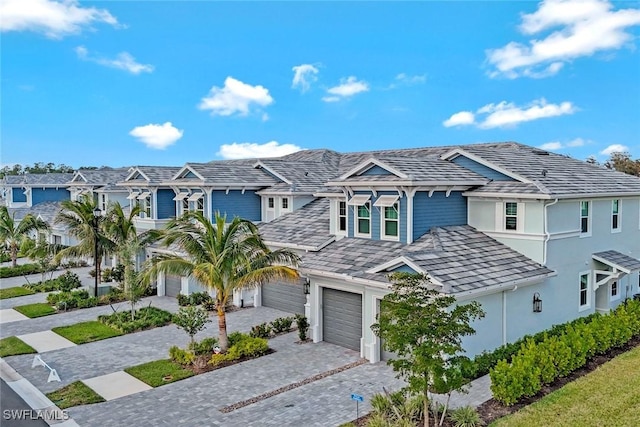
[
  {"xmin": 256, "ymin": 159, "xmax": 340, "ymax": 193},
  {"xmin": 593, "ymin": 250, "xmax": 640, "ymax": 273},
  {"xmin": 301, "ymin": 225, "xmax": 553, "ymax": 294},
  {"xmin": 258, "ymin": 198, "xmax": 334, "ymax": 250},
  {"xmin": 180, "ymin": 161, "xmax": 278, "ymax": 185},
  {"xmin": 7, "ymin": 201, "xmax": 62, "ymax": 223},
  {"xmin": 127, "ymin": 166, "xmax": 183, "ymax": 183},
  {"xmin": 3, "ymin": 173, "xmax": 74, "ymax": 186},
  {"xmin": 71, "ymin": 168, "xmax": 130, "ymax": 185},
  {"xmin": 460, "ymin": 143, "xmax": 640, "ymax": 197},
  {"xmin": 466, "ymin": 181, "xmax": 544, "ymax": 195}
]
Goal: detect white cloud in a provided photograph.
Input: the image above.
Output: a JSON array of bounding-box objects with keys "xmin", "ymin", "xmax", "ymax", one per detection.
[
  {"xmin": 217, "ymin": 141, "xmax": 303, "ymax": 159},
  {"xmin": 75, "ymin": 46, "xmax": 153, "ymax": 74},
  {"xmin": 393, "ymin": 73, "xmax": 427, "ymax": 86},
  {"xmin": 199, "ymin": 77, "xmax": 273, "ymax": 117},
  {"xmin": 323, "ymin": 76, "xmax": 369, "ymax": 102},
  {"xmin": 538, "ymin": 137, "xmax": 588, "ymax": 151},
  {"xmin": 539, "ymin": 142, "xmax": 563, "ymax": 150},
  {"xmin": 444, "ymin": 98, "xmax": 576, "ymax": 129},
  {"xmin": 129, "ymin": 122, "xmax": 183, "ymax": 150},
  {"xmin": 443, "ymin": 111, "xmax": 475, "ymax": 127},
  {"xmin": 292, "ymin": 64, "xmax": 319, "ymax": 92},
  {"xmin": 600, "ymin": 144, "xmax": 629, "ymax": 155},
  {"xmin": 487, "ymin": 0, "xmax": 640, "ymax": 78},
  {"xmin": 0, "ymin": 0, "xmax": 118, "ymax": 39}
]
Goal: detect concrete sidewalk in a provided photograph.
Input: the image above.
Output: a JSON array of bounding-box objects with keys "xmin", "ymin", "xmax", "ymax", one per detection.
[{"xmin": 0, "ymin": 266, "xmax": 94, "ymax": 289}]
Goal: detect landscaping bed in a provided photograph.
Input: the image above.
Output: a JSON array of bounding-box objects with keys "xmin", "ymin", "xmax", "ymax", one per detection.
[
  {"xmin": 13, "ymin": 302, "xmax": 57, "ymax": 318},
  {"xmin": 0, "ymin": 287, "xmax": 35, "ymax": 299},
  {"xmin": 124, "ymin": 359, "xmax": 195, "ymax": 387},
  {"xmin": 97, "ymin": 306, "xmax": 174, "ymax": 333}
]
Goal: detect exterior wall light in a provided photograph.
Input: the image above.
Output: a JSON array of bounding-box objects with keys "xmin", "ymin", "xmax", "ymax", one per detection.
[
  {"xmin": 533, "ymin": 292, "xmax": 542, "ymax": 313},
  {"xmin": 303, "ymin": 277, "xmax": 311, "ymax": 295}
]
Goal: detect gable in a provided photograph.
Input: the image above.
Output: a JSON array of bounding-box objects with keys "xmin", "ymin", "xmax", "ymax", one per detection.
[
  {"xmin": 451, "ymin": 155, "xmax": 514, "ymax": 181},
  {"xmin": 360, "ymin": 165, "xmax": 393, "ymax": 176}
]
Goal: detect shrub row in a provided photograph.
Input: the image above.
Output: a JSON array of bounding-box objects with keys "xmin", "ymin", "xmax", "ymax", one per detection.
[
  {"xmin": 98, "ymin": 307, "xmax": 174, "ymax": 334},
  {"xmin": 24, "ymin": 271, "xmax": 82, "ymax": 293},
  {"xmin": 467, "ymin": 309, "xmax": 611, "ymax": 379},
  {"xmin": 0, "ymin": 263, "xmax": 42, "ymax": 278},
  {"xmin": 177, "ymin": 292, "xmax": 216, "ymax": 310},
  {"xmin": 249, "ymin": 316, "xmax": 296, "ymax": 338},
  {"xmin": 169, "ymin": 337, "xmax": 219, "ymax": 365},
  {"xmin": 490, "ymin": 300, "xmax": 640, "ymax": 405},
  {"xmin": 209, "ymin": 333, "xmax": 269, "ymax": 366}
]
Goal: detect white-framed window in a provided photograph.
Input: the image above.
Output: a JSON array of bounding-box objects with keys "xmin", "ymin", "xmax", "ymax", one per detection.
[
  {"xmin": 282, "ymin": 197, "xmax": 289, "ymax": 210},
  {"xmin": 611, "ymin": 199, "xmax": 620, "ymax": 232},
  {"xmin": 138, "ymin": 196, "xmax": 151, "ymax": 218},
  {"xmin": 356, "ymin": 202, "xmax": 371, "ymax": 237},
  {"xmin": 382, "ymin": 203, "xmax": 399, "ymax": 240},
  {"xmin": 100, "ymin": 194, "xmax": 107, "ymax": 211},
  {"xmin": 580, "ymin": 201, "xmax": 591, "ymax": 236},
  {"xmin": 195, "ymin": 197, "xmax": 204, "ymax": 215},
  {"xmin": 268, "ymin": 197, "xmax": 274, "ymax": 209},
  {"xmin": 505, "ymin": 202, "xmax": 518, "ymax": 231},
  {"xmin": 181, "ymin": 199, "xmax": 189, "ymax": 215},
  {"xmin": 579, "ymin": 272, "xmax": 590, "ymax": 311},
  {"xmin": 610, "ymin": 281, "xmax": 620, "ymax": 300},
  {"xmin": 338, "ymin": 201, "xmax": 347, "ymax": 233}
]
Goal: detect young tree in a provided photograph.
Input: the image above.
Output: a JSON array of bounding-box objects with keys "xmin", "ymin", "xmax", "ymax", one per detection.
[
  {"xmin": 371, "ymin": 272, "xmax": 485, "ymax": 427},
  {"xmin": 174, "ymin": 306, "xmax": 211, "ymax": 346},
  {"xmin": 0, "ymin": 206, "xmax": 50, "ymax": 267},
  {"xmin": 145, "ymin": 212, "xmax": 300, "ymax": 351},
  {"xmin": 604, "ymin": 152, "xmax": 640, "ymax": 176},
  {"xmin": 26, "ymin": 234, "xmax": 62, "ymax": 282}
]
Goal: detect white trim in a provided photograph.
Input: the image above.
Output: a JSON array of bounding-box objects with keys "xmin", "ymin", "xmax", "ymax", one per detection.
[
  {"xmin": 354, "ymin": 202, "xmax": 372, "ymax": 238},
  {"xmin": 380, "ymin": 202, "xmax": 400, "ymax": 242},
  {"xmin": 187, "ymin": 192, "xmax": 204, "ymax": 202},
  {"xmin": 173, "ymin": 191, "xmax": 189, "ymax": 201},
  {"xmin": 124, "ymin": 168, "xmax": 150, "ymax": 182},
  {"xmin": 337, "ymin": 158, "xmax": 408, "ymax": 181},
  {"xmin": 373, "ymin": 195, "xmax": 399, "ymax": 207},
  {"xmin": 126, "ymin": 192, "xmax": 140, "ymax": 200},
  {"xmin": 611, "ymin": 199, "xmax": 621, "ymax": 233},
  {"xmin": 579, "ymin": 200, "xmax": 592, "ymax": 238},
  {"xmin": 610, "ymin": 280, "xmax": 621, "ymax": 301},
  {"xmin": 136, "ymin": 191, "xmax": 151, "ymax": 200},
  {"xmin": 592, "ymin": 254, "xmax": 634, "ymax": 275},
  {"xmin": 347, "ymin": 194, "xmax": 371, "ymax": 205},
  {"xmin": 171, "ymin": 164, "xmax": 206, "ymax": 181},
  {"xmin": 252, "ymin": 160, "xmax": 292, "ymax": 184}
]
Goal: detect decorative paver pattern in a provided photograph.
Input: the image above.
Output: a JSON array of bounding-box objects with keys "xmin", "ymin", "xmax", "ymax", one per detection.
[
  {"xmin": 16, "ymin": 331, "xmax": 76, "ymax": 353},
  {"xmin": 0, "ymin": 308, "xmax": 29, "ymax": 324},
  {"xmin": 82, "ymin": 371, "xmax": 152, "ymax": 401}
]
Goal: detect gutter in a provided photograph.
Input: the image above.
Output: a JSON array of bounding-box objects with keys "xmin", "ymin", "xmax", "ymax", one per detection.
[
  {"xmin": 543, "ymin": 198, "xmax": 559, "ymax": 266},
  {"xmin": 454, "ymin": 271, "xmax": 557, "ymax": 301},
  {"xmin": 300, "ymin": 267, "xmax": 392, "ymax": 289}
]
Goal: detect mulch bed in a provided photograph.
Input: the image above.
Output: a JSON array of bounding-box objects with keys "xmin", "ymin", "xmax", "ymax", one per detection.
[
  {"xmin": 187, "ymin": 348, "xmax": 277, "ymax": 375},
  {"xmin": 347, "ymin": 335, "xmax": 640, "ymax": 426}
]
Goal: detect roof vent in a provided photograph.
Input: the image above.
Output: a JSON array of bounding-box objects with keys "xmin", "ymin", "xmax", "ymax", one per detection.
[
  {"xmin": 532, "ymin": 149, "xmax": 549, "ymax": 155},
  {"xmin": 541, "ymin": 169, "xmax": 547, "ymax": 177}
]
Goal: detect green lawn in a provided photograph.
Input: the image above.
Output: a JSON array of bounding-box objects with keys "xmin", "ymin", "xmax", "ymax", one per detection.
[
  {"xmin": 52, "ymin": 321, "xmax": 123, "ymax": 344},
  {"xmin": 491, "ymin": 345, "xmax": 640, "ymax": 426},
  {"xmin": 13, "ymin": 303, "xmax": 56, "ymax": 318},
  {"xmin": 0, "ymin": 336, "xmax": 37, "ymax": 357},
  {"xmin": 125, "ymin": 359, "xmax": 195, "ymax": 387},
  {"xmin": 46, "ymin": 381, "xmax": 105, "ymax": 409},
  {"xmin": 0, "ymin": 287, "xmax": 35, "ymax": 300}
]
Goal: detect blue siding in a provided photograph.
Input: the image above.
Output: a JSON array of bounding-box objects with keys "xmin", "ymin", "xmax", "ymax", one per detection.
[
  {"xmin": 413, "ymin": 191, "xmax": 467, "ymax": 240},
  {"xmin": 156, "ymin": 189, "xmax": 176, "ymax": 219},
  {"xmin": 12, "ymin": 188, "xmax": 26, "ymax": 203},
  {"xmin": 451, "ymin": 156, "xmax": 514, "ymax": 181},
  {"xmin": 389, "ymin": 265, "xmax": 418, "ymax": 273},
  {"xmin": 32, "ymin": 188, "xmax": 70, "ymax": 204},
  {"xmin": 361, "ymin": 165, "xmax": 392, "ymax": 176},
  {"xmin": 211, "ymin": 190, "xmax": 261, "ymax": 221}
]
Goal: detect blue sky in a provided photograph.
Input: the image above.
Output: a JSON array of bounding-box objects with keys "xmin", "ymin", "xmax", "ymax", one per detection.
[{"xmin": 2, "ymin": 0, "xmax": 639, "ymax": 168}]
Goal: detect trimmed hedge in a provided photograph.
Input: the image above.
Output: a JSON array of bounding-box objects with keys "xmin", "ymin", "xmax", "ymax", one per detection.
[
  {"xmin": 490, "ymin": 300, "xmax": 640, "ymax": 405},
  {"xmin": 98, "ymin": 306, "xmax": 174, "ymax": 333},
  {"xmin": 0, "ymin": 263, "xmax": 42, "ymax": 278}
]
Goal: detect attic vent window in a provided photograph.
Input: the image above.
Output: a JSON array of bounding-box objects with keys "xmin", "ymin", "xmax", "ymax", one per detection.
[{"xmin": 532, "ymin": 149, "xmax": 549, "ymax": 155}]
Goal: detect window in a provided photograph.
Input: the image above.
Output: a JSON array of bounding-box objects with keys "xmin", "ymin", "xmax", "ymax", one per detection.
[
  {"xmin": 579, "ymin": 273, "xmax": 590, "ymax": 310},
  {"xmin": 143, "ymin": 196, "xmax": 151, "ymax": 218},
  {"xmin": 612, "ymin": 199, "xmax": 620, "ymax": 232},
  {"xmin": 195, "ymin": 198, "xmax": 204, "ymax": 215},
  {"xmin": 268, "ymin": 197, "xmax": 274, "ymax": 209},
  {"xmin": 505, "ymin": 202, "xmax": 518, "ymax": 231},
  {"xmin": 282, "ymin": 197, "xmax": 289, "ymax": 210},
  {"xmin": 356, "ymin": 202, "xmax": 371, "ymax": 236},
  {"xmin": 100, "ymin": 194, "xmax": 107, "ymax": 211},
  {"xmin": 53, "ymin": 235, "xmax": 62, "ymax": 245},
  {"xmin": 182, "ymin": 199, "xmax": 189, "ymax": 214},
  {"xmin": 580, "ymin": 201, "xmax": 590, "ymax": 235},
  {"xmin": 611, "ymin": 281, "xmax": 619, "ymax": 300},
  {"xmin": 338, "ymin": 201, "xmax": 347, "ymax": 232},
  {"xmin": 382, "ymin": 203, "xmax": 399, "ymax": 240}
]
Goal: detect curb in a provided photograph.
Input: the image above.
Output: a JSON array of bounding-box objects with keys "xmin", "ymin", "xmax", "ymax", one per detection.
[{"xmin": 0, "ymin": 357, "xmax": 80, "ymax": 426}]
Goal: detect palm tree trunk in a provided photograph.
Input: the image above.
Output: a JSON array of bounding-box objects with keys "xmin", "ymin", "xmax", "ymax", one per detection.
[
  {"xmin": 11, "ymin": 243, "xmax": 18, "ymax": 268},
  {"xmin": 217, "ymin": 307, "xmax": 229, "ymax": 352}
]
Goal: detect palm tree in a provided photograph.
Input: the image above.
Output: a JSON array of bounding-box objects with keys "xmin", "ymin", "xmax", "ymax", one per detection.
[
  {"xmin": 55, "ymin": 196, "xmax": 113, "ymax": 288},
  {"xmin": 0, "ymin": 206, "xmax": 50, "ymax": 267},
  {"xmin": 147, "ymin": 212, "xmax": 300, "ymax": 351},
  {"xmin": 106, "ymin": 202, "xmax": 159, "ymax": 319}
]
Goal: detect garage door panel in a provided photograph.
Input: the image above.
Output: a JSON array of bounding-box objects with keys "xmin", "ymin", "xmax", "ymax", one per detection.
[
  {"xmin": 165, "ymin": 275, "xmax": 182, "ymax": 298},
  {"xmin": 323, "ymin": 288, "xmax": 362, "ymax": 351},
  {"xmin": 262, "ymin": 279, "xmax": 306, "ymax": 314}
]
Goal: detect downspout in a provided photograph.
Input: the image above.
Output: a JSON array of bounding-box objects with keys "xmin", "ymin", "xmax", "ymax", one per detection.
[{"xmin": 543, "ymin": 198, "xmax": 559, "ymax": 266}]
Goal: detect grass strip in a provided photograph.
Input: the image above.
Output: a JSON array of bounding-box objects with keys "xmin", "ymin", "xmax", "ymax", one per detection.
[
  {"xmin": 46, "ymin": 381, "xmax": 105, "ymax": 409},
  {"xmin": 0, "ymin": 336, "xmax": 37, "ymax": 357},
  {"xmin": 52, "ymin": 321, "xmax": 123, "ymax": 345},
  {"xmin": 13, "ymin": 303, "xmax": 56, "ymax": 318},
  {"xmin": 125, "ymin": 359, "xmax": 195, "ymax": 387},
  {"xmin": 0, "ymin": 287, "xmax": 35, "ymax": 300},
  {"xmin": 491, "ymin": 345, "xmax": 640, "ymax": 426}
]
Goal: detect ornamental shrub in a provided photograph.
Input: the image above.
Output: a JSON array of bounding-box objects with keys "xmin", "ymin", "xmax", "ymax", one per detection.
[
  {"xmin": 250, "ymin": 322, "xmax": 271, "ymax": 339},
  {"xmin": 295, "ymin": 314, "xmax": 309, "ymax": 341},
  {"xmin": 169, "ymin": 346, "xmax": 195, "ymax": 365},
  {"xmin": 270, "ymin": 316, "xmax": 294, "ymax": 334}
]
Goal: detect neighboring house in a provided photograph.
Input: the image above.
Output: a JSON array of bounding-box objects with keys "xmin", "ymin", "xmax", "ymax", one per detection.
[
  {"xmin": 67, "ymin": 168, "xmax": 131, "ymax": 211},
  {"xmin": 257, "ymin": 142, "xmax": 640, "ymax": 362}
]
